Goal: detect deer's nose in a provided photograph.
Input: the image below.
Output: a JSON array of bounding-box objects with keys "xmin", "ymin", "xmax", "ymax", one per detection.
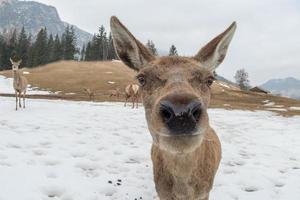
[{"xmin": 159, "ymin": 99, "xmax": 202, "ymax": 135}]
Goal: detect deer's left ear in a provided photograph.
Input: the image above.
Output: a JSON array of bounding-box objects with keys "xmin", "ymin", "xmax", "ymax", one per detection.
[
  {"xmin": 17, "ymin": 60, "xmax": 22, "ymax": 65},
  {"xmin": 110, "ymin": 16, "xmax": 155, "ymax": 71},
  {"xmin": 194, "ymin": 22, "xmax": 237, "ymax": 72}
]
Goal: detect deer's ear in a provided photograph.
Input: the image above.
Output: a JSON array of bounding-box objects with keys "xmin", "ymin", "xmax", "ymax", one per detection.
[
  {"xmin": 10, "ymin": 58, "xmax": 14, "ymax": 65},
  {"xmin": 110, "ymin": 16, "xmax": 155, "ymax": 71},
  {"xmin": 17, "ymin": 60, "xmax": 22, "ymax": 65},
  {"xmin": 194, "ymin": 22, "xmax": 237, "ymax": 72}
]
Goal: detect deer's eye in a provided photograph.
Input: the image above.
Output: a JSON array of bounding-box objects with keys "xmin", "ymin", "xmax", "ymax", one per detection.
[
  {"xmin": 206, "ymin": 77, "xmax": 215, "ymax": 87},
  {"xmin": 137, "ymin": 75, "xmax": 146, "ymax": 87}
]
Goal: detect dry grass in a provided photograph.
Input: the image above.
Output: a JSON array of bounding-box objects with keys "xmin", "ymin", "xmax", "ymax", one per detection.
[
  {"xmin": 1, "ymin": 60, "xmax": 299, "ymax": 116},
  {"xmin": 211, "ymin": 88, "xmax": 300, "ymax": 116},
  {"xmin": 1, "ymin": 60, "xmax": 136, "ymax": 97}
]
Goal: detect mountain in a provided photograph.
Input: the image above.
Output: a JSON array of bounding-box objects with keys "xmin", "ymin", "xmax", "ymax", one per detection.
[
  {"xmin": 261, "ymin": 77, "xmax": 300, "ymax": 100},
  {"xmin": 0, "ymin": 0, "xmax": 92, "ymax": 47}
]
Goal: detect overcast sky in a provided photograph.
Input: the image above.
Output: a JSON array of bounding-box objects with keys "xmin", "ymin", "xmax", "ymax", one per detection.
[{"xmin": 34, "ymin": 0, "xmax": 300, "ymax": 85}]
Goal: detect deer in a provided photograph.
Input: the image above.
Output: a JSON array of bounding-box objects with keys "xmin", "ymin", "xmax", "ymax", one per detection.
[
  {"xmin": 124, "ymin": 84, "xmax": 139, "ymax": 108},
  {"xmin": 10, "ymin": 58, "xmax": 28, "ymax": 111},
  {"xmin": 110, "ymin": 16, "xmax": 236, "ymax": 200},
  {"xmin": 109, "ymin": 88, "xmax": 121, "ymax": 99},
  {"xmin": 83, "ymin": 88, "xmax": 95, "ymax": 101}
]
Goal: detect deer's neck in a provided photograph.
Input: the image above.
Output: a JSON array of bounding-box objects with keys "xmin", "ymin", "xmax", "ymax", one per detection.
[
  {"xmin": 13, "ymin": 71, "xmax": 21, "ymax": 84},
  {"xmin": 161, "ymin": 147, "xmax": 198, "ymax": 178}
]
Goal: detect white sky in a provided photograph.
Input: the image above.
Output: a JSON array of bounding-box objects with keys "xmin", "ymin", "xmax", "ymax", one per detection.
[{"xmin": 33, "ymin": 0, "xmax": 300, "ymax": 85}]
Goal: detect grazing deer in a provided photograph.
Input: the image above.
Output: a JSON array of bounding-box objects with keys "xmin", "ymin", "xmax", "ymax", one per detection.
[
  {"xmin": 10, "ymin": 58, "xmax": 28, "ymax": 111},
  {"xmin": 124, "ymin": 84, "xmax": 139, "ymax": 108},
  {"xmin": 111, "ymin": 16, "xmax": 236, "ymax": 200},
  {"xmin": 83, "ymin": 88, "xmax": 95, "ymax": 101},
  {"xmin": 109, "ymin": 88, "xmax": 121, "ymax": 99}
]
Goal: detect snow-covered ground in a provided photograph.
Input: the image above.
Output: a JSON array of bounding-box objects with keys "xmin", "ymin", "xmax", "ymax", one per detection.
[
  {"xmin": 0, "ymin": 75, "xmax": 51, "ymax": 95},
  {"xmin": 0, "ymin": 97, "xmax": 300, "ymax": 200}
]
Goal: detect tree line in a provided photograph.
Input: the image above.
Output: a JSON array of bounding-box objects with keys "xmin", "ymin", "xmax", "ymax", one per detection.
[
  {"xmin": 0, "ymin": 26, "xmax": 77, "ymax": 70},
  {"xmin": 0, "ymin": 23, "xmax": 180, "ymax": 70},
  {"xmin": 81, "ymin": 26, "xmax": 179, "ymax": 61},
  {"xmin": 82, "ymin": 25, "xmax": 117, "ymax": 61}
]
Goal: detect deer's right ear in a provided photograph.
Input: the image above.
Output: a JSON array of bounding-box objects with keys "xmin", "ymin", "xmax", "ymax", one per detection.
[
  {"xmin": 194, "ymin": 22, "xmax": 237, "ymax": 72},
  {"xmin": 110, "ymin": 16, "xmax": 154, "ymax": 71},
  {"xmin": 17, "ymin": 60, "xmax": 22, "ymax": 65},
  {"xmin": 10, "ymin": 58, "xmax": 14, "ymax": 65}
]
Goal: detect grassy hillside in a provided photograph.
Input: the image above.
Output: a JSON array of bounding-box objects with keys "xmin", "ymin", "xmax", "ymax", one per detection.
[
  {"xmin": 1, "ymin": 60, "xmax": 299, "ymax": 116},
  {"xmin": 1, "ymin": 60, "xmax": 136, "ymax": 98}
]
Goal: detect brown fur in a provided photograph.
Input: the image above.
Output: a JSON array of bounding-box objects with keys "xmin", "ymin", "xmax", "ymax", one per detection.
[
  {"xmin": 124, "ymin": 84, "xmax": 139, "ymax": 108},
  {"xmin": 110, "ymin": 16, "xmax": 236, "ymax": 199},
  {"xmin": 152, "ymin": 129, "xmax": 221, "ymax": 200},
  {"xmin": 11, "ymin": 58, "xmax": 28, "ymax": 111}
]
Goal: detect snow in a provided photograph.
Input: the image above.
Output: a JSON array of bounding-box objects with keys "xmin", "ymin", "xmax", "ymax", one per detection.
[
  {"xmin": 273, "ymin": 105, "xmax": 284, "ymax": 108},
  {"xmin": 264, "ymin": 102, "xmax": 276, "ymax": 106},
  {"xmin": 0, "ymin": 75, "xmax": 51, "ymax": 95},
  {"xmin": 262, "ymin": 100, "xmax": 270, "ymax": 103},
  {"xmin": 219, "ymin": 82, "xmax": 230, "ymax": 89},
  {"xmin": 290, "ymin": 107, "xmax": 300, "ymax": 111},
  {"xmin": 108, "ymin": 81, "xmax": 115, "ymax": 85},
  {"xmin": 266, "ymin": 108, "xmax": 287, "ymax": 112},
  {"xmin": 0, "ymin": 97, "xmax": 300, "ymax": 200}
]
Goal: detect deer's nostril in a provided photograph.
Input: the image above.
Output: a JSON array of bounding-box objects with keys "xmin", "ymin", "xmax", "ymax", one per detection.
[
  {"xmin": 160, "ymin": 101, "xmax": 174, "ymax": 123},
  {"xmin": 190, "ymin": 102, "xmax": 202, "ymax": 122}
]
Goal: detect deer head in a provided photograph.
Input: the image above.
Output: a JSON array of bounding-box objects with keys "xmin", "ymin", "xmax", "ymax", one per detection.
[
  {"xmin": 111, "ymin": 16, "xmax": 236, "ymax": 153},
  {"xmin": 10, "ymin": 58, "xmax": 22, "ymax": 72}
]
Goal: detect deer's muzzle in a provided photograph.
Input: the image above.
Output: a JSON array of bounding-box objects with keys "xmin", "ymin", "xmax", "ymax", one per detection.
[{"xmin": 159, "ymin": 95, "xmax": 202, "ymax": 136}]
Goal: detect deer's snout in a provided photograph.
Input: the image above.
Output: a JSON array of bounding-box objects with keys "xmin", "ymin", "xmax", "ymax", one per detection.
[{"xmin": 159, "ymin": 95, "xmax": 202, "ymax": 135}]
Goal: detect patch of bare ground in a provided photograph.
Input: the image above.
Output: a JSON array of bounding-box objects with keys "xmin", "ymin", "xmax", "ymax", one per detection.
[{"xmin": 1, "ymin": 61, "xmax": 299, "ymax": 116}]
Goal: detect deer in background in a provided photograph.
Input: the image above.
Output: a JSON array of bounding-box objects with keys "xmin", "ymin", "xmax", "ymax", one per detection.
[
  {"xmin": 10, "ymin": 58, "xmax": 28, "ymax": 111},
  {"xmin": 83, "ymin": 88, "xmax": 95, "ymax": 101},
  {"xmin": 109, "ymin": 88, "xmax": 121, "ymax": 99},
  {"xmin": 124, "ymin": 84, "xmax": 139, "ymax": 108},
  {"xmin": 111, "ymin": 16, "xmax": 236, "ymax": 199}
]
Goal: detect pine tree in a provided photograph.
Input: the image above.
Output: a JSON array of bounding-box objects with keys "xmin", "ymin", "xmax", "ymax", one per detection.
[
  {"xmin": 85, "ymin": 42, "xmax": 92, "ymax": 61},
  {"xmin": 16, "ymin": 27, "xmax": 30, "ymax": 67},
  {"xmin": 88, "ymin": 34, "xmax": 97, "ymax": 60},
  {"xmin": 107, "ymin": 33, "xmax": 117, "ymax": 60},
  {"xmin": 83, "ymin": 28, "xmax": 117, "ymax": 61},
  {"xmin": 146, "ymin": 40, "xmax": 158, "ymax": 56},
  {"xmin": 169, "ymin": 44, "xmax": 178, "ymax": 56},
  {"xmin": 8, "ymin": 29, "xmax": 18, "ymax": 60},
  {"xmin": 97, "ymin": 25, "xmax": 106, "ymax": 60},
  {"xmin": 0, "ymin": 35, "xmax": 7, "ymax": 70},
  {"xmin": 62, "ymin": 25, "xmax": 77, "ymax": 60},
  {"xmin": 80, "ymin": 45, "xmax": 86, "ymax": 61},
  {"xmin": 53, "ymin": 34, "xmax": 63, "ymax": 61},
  {"xmin": 26, "ymin": 34, "xmax": 35, "ymax": 68},
  {"xmin": 47, "ymin": 34, "xmax": 55, "ymax": 62},
  {"xmin": 33, "ymin": 28, "xmax": 49, "ymax": 66},
  {"xmin": 102, "ymin": 31, "xmax": 108, "ymax": 60}
]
